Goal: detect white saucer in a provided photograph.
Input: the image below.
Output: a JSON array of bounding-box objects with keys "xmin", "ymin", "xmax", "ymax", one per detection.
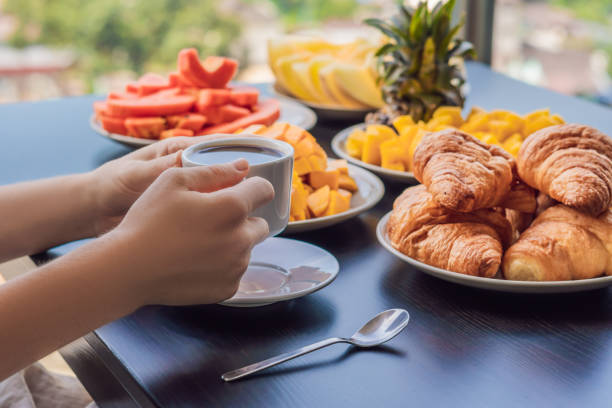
[
  {"xmin": 91, "ymin": 98, "xmax": 317, "ymax": 148},
  {"xmin": 376, "ymin": 212, "xmax": 612, "ymax": 294},
  {"xmin": 331, "ymin": 123, "xmax": 418, "ymax": 183},
  {"xmin": 220, "ymin": 237, "xmax": 339, "ymax": 307}
]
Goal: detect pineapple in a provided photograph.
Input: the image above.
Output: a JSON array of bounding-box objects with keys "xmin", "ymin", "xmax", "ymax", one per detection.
[{"xmin": 365, "ymin": 0, "xmax": 475, "ymax": 125}]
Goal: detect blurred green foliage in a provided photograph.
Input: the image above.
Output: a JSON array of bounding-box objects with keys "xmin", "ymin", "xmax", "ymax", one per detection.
[
  {"xmin": 262, "ymin": 0, "xmax": 359, "ymax": 27},
  {"xmin": 551, "ymin": 0, "xmax": 612, "ymax": 24},
  {"xmin": 4, "ymin": 0, "xmax": 243, "ymax": 88}
]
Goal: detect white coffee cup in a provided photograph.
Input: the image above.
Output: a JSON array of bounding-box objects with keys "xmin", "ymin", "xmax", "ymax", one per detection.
[{"xmin": 181, "ymin": 135, "xmax": 294, "ymax": 236}]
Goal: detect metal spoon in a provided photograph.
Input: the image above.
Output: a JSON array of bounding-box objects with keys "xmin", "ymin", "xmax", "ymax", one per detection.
[{"xmin": 221, "ymin": 308, "xmax": 410, "ymax": 382}]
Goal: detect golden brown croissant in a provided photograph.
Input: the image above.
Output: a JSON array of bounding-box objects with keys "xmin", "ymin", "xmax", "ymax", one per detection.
[
  {"xmin": 503, "ymin": 205, "xmax": 612, "ymax": 281},
  {"xmin": 517, "ymin": 124, "xmax": 612, "ymax": 216},
  {"xmin": 413, "ymin": 129, "xmax": 515, "ymax": 212},
  {"xmin": 499, "ymin": 178, "xmax": 537, "ymax": 213},
  {"xmin": 387, "ymin": 185, "xmax": 513, "ymax": 278}
]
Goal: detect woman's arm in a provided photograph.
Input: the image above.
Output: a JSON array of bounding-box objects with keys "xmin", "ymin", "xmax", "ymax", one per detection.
[
  {"xmin": 0, "ymin": 174, "xmax": 98, "ymax": 263},
  {"xmin": 0, "ymin": 160, "xmax": 273, "ymax": 380},
  {"xmin": 0, "ymin": 136, "xmax": 221, "ymax": 263}
]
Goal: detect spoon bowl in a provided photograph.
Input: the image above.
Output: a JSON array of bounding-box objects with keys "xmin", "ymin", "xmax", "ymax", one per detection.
[{"xmin": 349, "ymin": 308, "xmax": 410, "ymax": 347}]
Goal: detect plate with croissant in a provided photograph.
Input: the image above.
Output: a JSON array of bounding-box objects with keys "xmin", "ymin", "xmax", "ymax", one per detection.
[{"xmin": 377, "ymin": 125, "xmax": 612, "ymax": 293}]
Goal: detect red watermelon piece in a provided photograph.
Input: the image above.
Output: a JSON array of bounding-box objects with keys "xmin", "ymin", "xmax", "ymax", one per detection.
[
  {"xmin": 93, "ymin": 101, "xmax": 108, "ymax": 119},
  {"xmin": 230, "ymin": 87, "xmax": 259, "ymax": 107},
  {"xmin": 125, "ymin": 117, "xmax": 167, "ymax": 139},
  {"xmin": 198, "ymin": 99, "xmax": 280, "ymax": 135},
  {"xmin": 107, "ymin": 94, "xmax": 196, "ymax": 118},
  {"xmin": 167, "ymin": 113, "xmax": 207, "ymax": 132},
  {"xmin": 197, "ymin": 89, "xmax": 232, "ymax": 110},
  {"xmin": 99, "ymin": 114, "xmax": 127, "ymax": 135},
  {"xmin": 178, "ymin": 48, "xmax": 238, "ymax": 89}
]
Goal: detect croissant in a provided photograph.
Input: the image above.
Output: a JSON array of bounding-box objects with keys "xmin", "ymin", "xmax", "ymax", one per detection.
[
  {"xmin": 413, "ymin": 129, "xmax": 515, "ymax": 212},
  {"xmin": 387, "ymin": 185, "xmax": 513, "ymax": 278},
  {"xmin": 517, "ymin": 124, "xmax": 612, "ymax": 216},
  {"xmin": 505, "ymin": 209, "xmax": 533, "ymax": 243},
  {"xmin": 499, "ymin": 178, "xmax": 537, "ymax": 213},
  {"xmin": 503, "ymin": 205, "xmax": 612, "ymax": 281}
]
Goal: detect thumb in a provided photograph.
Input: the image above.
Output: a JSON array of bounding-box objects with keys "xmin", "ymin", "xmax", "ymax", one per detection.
[{"xmin": 178, "ymin": 159, "xmax": 249, "ymax": 193}]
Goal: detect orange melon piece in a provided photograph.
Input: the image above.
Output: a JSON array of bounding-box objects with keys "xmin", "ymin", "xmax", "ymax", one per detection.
[
  {"xmin": 309, "ymin": 169, "xmax": 340, "ymax": 190},
  {"xmin": 280, "ymin": 125, "xmax": 307, "ymax": 146},
  {"xmin": 328, "ymin": 159, "xmax": 349, "ymax": 175},
  {"xmin": 294, "ymin": 156, "xmax": 313, "ymax": 176},
  {"xmin": 308, "ymin": 155, "xmax": 327, "ymax": 172},
  {"xmin": 307, "ymin": 185, "xmax": 330, "ymax": 217},
  {"xmin": 125, "ymin": 117, "xmax": 166, "ymax": 139},
  {"xmin": 160, "ymin": 128, "xmax": 194, "ymax": 139},
  {"xmin": 324, "ymin": 190, "xmax": 351, "ymax": 216},
  {"xmin": 338, "ymin": 174, "xmax": 358, "ymax": 192}
]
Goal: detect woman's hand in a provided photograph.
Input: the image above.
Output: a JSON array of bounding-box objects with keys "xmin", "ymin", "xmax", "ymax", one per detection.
[
  {"xmin": 90, "ymin": 136, "xmax": 223, "ymax": 235},
  {"xmin": 107, "ymin": 159, "xmax": 274, "ymax": 305}
]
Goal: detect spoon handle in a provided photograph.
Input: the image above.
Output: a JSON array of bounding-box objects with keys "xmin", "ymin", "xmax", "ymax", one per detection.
[{"xmin": 221, "ymin": 337, "xmax": 345, "ymax": 382}]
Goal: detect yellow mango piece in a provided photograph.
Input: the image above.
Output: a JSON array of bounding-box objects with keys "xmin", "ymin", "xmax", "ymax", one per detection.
[
  {"xmin": 346, "ymin": 129, "xmax": 367, "ymax": 158},
  {"xmin": 504, "ymin": 141, "xmax": 522, "ymax": 157},
  {"xmin": 304, "ymin": 184, "xmax": 314, "ymax": 195},
  {"xmin": 488, "ymin": 120, "xmax": 516, "ymax": 142},
  {"xmin": 366, "ymin": 124, "xmax": 397, "ymax": 140},
  {"xmin": 523, "ymin": 108, "xmax": 550, "ymax": 123},
  {"xmin": 309, "ymin": 168, "xmax": 340, "ymax": 190},
  {"xmin": 460, "ymin": 112, "xmax": 489, "ymax": 133},
  {"xmin": 408, "ymin": 129, "xmax": 429, "ymax": 170},
  {"xmin": 361, "ymin": 125, "xmax": 396, "ymax": 165},
  {"xmin": 380, "ymin": 138, "xmax": 407, "ymax": 171},
  {"xmin": 392, "ymin": 115, "xmax": 415, "ymax": 134},
  {"xmin": 328, "ymin": 159, "xmax": 349, "ymax": 175},
  {"xmin": 466, "ymin": 106, "xmax": 486, "ymax": 121},
  {"xmin": 324, "ymin": 190, "xmax": 352, "ymax": 216},
  {"xmin": 294, "ymin": 156, "xmax": 313, "ymax": 176},
  {"xmin": 338, "ymin": 174, "xmax": 358, "ymax": 192},
  {"xmin": 524, "ymin": 116, "xmax": 556, "ymax": 136},
  {"xmin": 294, "ymin": 137, "xmax": 316, "ymax": 159},
  {"xmin": 307, "ymin": 185, "xmax": 331, "ymax": 217},
  {"xmin": 551, "ymin": 114, "xmax": 565, "ymax": 124},
  {"xmin": 478, "ymin": 133, "xmax": 499, "ymax": 146},
  {"xmin": 433, "ymin": 106, "xmax": 463, "ymax": 127}
]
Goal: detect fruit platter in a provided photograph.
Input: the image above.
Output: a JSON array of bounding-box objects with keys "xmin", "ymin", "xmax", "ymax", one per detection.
[
  {"xmin": 332, "ymin": 106, "xmax": 566, "ymax": 182},
  {"xmin": 92, "ymin": 48, "xmax": 316, "ymax": 147}
]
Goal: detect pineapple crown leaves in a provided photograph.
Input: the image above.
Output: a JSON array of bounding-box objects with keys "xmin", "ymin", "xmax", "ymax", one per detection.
[{"xmin": 364, "ymin": 0, "xmax": 476, "ymax": 120}]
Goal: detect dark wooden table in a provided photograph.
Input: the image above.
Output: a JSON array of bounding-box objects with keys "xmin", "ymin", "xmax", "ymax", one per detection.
[{"xmin": 2, "ymin": 62, "xmax": 612, "ymax": 408}]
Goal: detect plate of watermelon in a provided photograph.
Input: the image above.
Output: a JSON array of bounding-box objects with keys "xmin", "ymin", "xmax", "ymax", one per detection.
[{"xmin": 92, "ymin": 48, "xmax": 317, "ymax": 148}]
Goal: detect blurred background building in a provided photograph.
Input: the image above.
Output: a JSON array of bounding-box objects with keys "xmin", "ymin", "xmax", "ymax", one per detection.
[{"xmin": 0, "ymin": 0, "xmax": 610, "ymax": 106}]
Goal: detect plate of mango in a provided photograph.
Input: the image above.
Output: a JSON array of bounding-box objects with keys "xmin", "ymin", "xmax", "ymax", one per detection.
[
  {"xmin": 237, "ymin": 122, "xmax": 385, "ymax": 233},
  {"xmin": 331, "ymin": 106, "xmax": 565, "ymax": 183}
]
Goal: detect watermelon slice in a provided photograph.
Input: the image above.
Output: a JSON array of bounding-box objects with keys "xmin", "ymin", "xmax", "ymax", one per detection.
[
  {"xmin": 143, "ymin": 87, "xmax": 182, "ymax": 100},
  {"xmin": 93, "ymin": 101, "xmax": 108, "ymax": 119},
  {"xmin": 197, "ymin": 89, "xmax": 232, "ymax": 111},
  {"xmin": 198, "ymin": 99, "xmax": 280, "ymax": 135},
  {"xmin": 230, "ymin": 87, "xmax": 259, "ymax": 107},
  {"xmin": 125, "ymin": 117, "xmax": 167, "ymax": 139},
  {"xmin": 160, "ymin": 128, "xmax": 194, "ymax": 139},
  {"xmin": 199, "ymin": 104, "xmax": 250, "ymax": 125},
  {"xmin": 168, "ymin": 71, "xmax": 197, "ymax": 88},
  {"xmin": 99, "ymin": 114, "xmax": 128, "ymax": 135},
  {"xmin": 167, "ymin": 113, "xmax": 207, "ymax": 131},
  {"xmin": 108, "ymin": 91, "xmax": 139, "ymax": 100},
  {"xmin": 107, "ymin": 95, "xmax": 196, "ymax": 117},
  {"xmin": 178, "ymin": 48, "xmax": 238, "ymax": 89}
]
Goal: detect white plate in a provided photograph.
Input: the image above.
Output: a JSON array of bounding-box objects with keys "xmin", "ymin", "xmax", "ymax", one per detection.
[
  {"xmin": 91, "ymin": 98, "xmax": 317, "ymax": 148},
  {"xmin": 376, "ymin": 212, "xmax": 612, "ymax": 294},
  {"xmin": 271, "ymin": 83, "xmax": 374, "ymax": 123},
  {"xmin": 331, "ymin": 124, "xmax": 418, "ymax": 183},
  {"xmin": 220, "ymin": 237, "xmax": 339, "ymax": 307},
  {"xmin": 284, "ymin": 164, "xmax": 384, "ymax": 234}
]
